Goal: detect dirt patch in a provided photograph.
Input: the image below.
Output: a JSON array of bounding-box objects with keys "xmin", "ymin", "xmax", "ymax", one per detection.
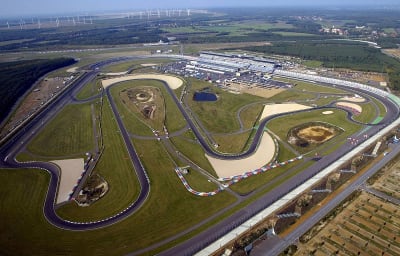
[
  {"xmin": 298, "ymin": 126, "xmax": 335, "ymax": 143},
  {"xmin": 288, "ymin": 122, "xmax": 342, "ymax": 148},
  {"xmin": 120, "ymin": 86, "xmax": 165, "ymax": 132},
  {"xmin": 75, "ymin": 173, "xmax": 109, "ymax": 207}
]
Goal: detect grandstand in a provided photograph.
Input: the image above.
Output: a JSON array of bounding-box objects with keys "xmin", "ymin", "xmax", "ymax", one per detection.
[{"xmin": 187, "ymin": 51, "xmax": 277, "ymax": 75}]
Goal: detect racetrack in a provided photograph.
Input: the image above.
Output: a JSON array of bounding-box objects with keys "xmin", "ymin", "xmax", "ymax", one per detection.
[{"xmin": 1, "ymin": 56, "xmax": 400, "ymax": 255}]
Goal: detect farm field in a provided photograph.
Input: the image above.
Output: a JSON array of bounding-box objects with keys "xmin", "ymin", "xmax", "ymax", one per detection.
[
  {"xmin": 296, "ymin": 192, "xmax": 400, "ymax": 256},
  {"xmin": 373, "ymin": 158, "xmax": 400, "ymax": 199}
]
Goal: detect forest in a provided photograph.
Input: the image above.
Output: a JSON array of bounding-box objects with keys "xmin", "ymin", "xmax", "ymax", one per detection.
[
  {"xmin": 243, "ymin": 41, "xmax": 400, "ymax": 90},
  {"xmin": 0, "ymin": 58, "xmax": 76, "ymax": 123}
]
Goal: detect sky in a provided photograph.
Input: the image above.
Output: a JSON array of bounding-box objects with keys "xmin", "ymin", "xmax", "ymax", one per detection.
[{"xmin": 1, "ymin": 0, "xmax": 399, "ymax": 17}]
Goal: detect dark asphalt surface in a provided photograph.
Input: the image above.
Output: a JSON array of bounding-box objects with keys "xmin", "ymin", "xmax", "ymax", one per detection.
[{"xmin": 0, "ymin": 56, "xmax": 399, "ymax": 255}]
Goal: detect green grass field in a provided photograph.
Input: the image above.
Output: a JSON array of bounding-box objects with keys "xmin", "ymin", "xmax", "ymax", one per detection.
[
  {"xmin": 27, "ymin": 103, "xmax": 94, "ymax": 157},
  {"xmin": 170, "ymin": 130, "xmax": 217, "ymax": 177},
  {"xmin": 268, "ymin": 88, "xmax": 316, "ymax": 103},
  {"xmin": 76, "ymin": 78, "xmax": 102, "ymax": 100},
  {"xmin": 187, "ymin": 78, "xmax": 264, "ymax": 133},
  {"xmin": 272, "ymin": 32, "xmax": 316, "ymax": 37},
  {"xmin": 182, "ymin": 170, "xmax": 218, "ymax": 192},
  {"xmin": 267, "ymin": 109, "xmax": 361, "ymax": 155},
  {"xmin": 213, "ymin": 131, "xmax": 253, "ymax": 154},
  {"xmin": 352, "ymin": 102, "xmax": 378, "ymax": 123},
  {"xmin": 110, "ymin": 79, "xmax": 187, "ymax": 135},
  {"xmin": 120, "ymin": 86, "xmax": 166, "ymax": 132},
  {"xmin": 274, "ymin": 77, "xmax": 347, "ymax": 94},
  {"xmin": 57, "ymin": 97, "xmax": 140, "ymax": 221},
  {"xmin": 212, "ymin": 103, "xmax": 264, "ymax": 153},
  {"xmin": 0, "ymin": 165, "xmax": 235, "ymax": 255},
  {"xmin": 102, "ymin": 58, "xmax": 173, "ymax": 73}
]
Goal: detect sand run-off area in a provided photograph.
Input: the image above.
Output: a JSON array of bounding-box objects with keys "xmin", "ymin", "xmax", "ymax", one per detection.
[
  {"xmin": 336, "ymin": 102, "xmax": 362, "ymax": 113},
  {"xmin": 322, "ymin": 111, "xmax": 334, "ymax": 115},
  {"xmin": 206, "ymin": 132, "xmax": 275, "ymax": 178},
  {"xmin": 141, "ymin": 63, "xmax": 158, "ymax": 67},
  {"xmin": 260, "ymin": 103, "xmax": 312, "ymax": 120},
  {"xmin": 66, "ymin": 67, "xmax": 78, "ymax": 73},
  {"xmin": 339, "ymin": 96, "xmax": 365, "ymax": 103},
  {"xmin": 101, "ymin": 71, "xmax": 128, "ymax": 76},
  {"xmin": 51, "ymin": 158, "xmax": 85, "ymax": 204},
  {"xmin": 102, "ymin": 74, "xmax": 183, "ymax": 90}
]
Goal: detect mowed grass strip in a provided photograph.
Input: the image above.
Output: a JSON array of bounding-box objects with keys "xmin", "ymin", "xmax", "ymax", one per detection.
[
  {"xmin": 268, "ymin": 88, "xmax": 316, "ymax": 103},
  {"xmin": 213, "ymin": 131, "xmax": 252, "ymax": 154},
  {"xmin": 180, "ymin": 169, "xmax": 218, "ymax": 192},
  {"xmin": 102, "ymin": 58, "xmax": 173, "ymax": 72},
  {"xmin": 170, "ymin": 130, "xmax": 217, "ymax": 177},
  {"xmin": 274, "ymin": 77, "xmax": 347, "ymax": 94},
  {"xmin": 352, "ymin": 102, "xmax": 377, "ymax": 123},
  {"xmin": 56, "ymin": 97, "xmax": 140, "ymax": 221},
  {"xmin": 213, "ymin": 103, "xmax": 264, "ymax": 153},
  {"xmin": 27, "ymin": 103, "xmax": 94, "ymax": 157},
  {"xmin": 76, "ymin": 78, "xmax": 101, "ymax": 100},
  {"xmin": 187, "ymin": 78, "xmax": 264, "ymax": 133}
]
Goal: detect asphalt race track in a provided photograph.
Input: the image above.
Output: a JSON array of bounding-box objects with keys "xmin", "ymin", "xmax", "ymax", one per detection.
[{"xmin": 0, "ymin": 56, "xmax": 399, "ymax": 255}]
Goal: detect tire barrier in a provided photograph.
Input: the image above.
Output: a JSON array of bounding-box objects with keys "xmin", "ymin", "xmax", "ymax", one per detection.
[
  {"xmin": 175, "ymin": 155, "xmax": 303, "ymax": 197},
  {"xmin": 219, "ymin": 155, "xmax": 303, "ymax": 182}
]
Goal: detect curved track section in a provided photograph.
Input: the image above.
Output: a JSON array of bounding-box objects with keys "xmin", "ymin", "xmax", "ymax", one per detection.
[{"xmin": 0, "ymin": 57, "xmax": 151, "ymax": 230}]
